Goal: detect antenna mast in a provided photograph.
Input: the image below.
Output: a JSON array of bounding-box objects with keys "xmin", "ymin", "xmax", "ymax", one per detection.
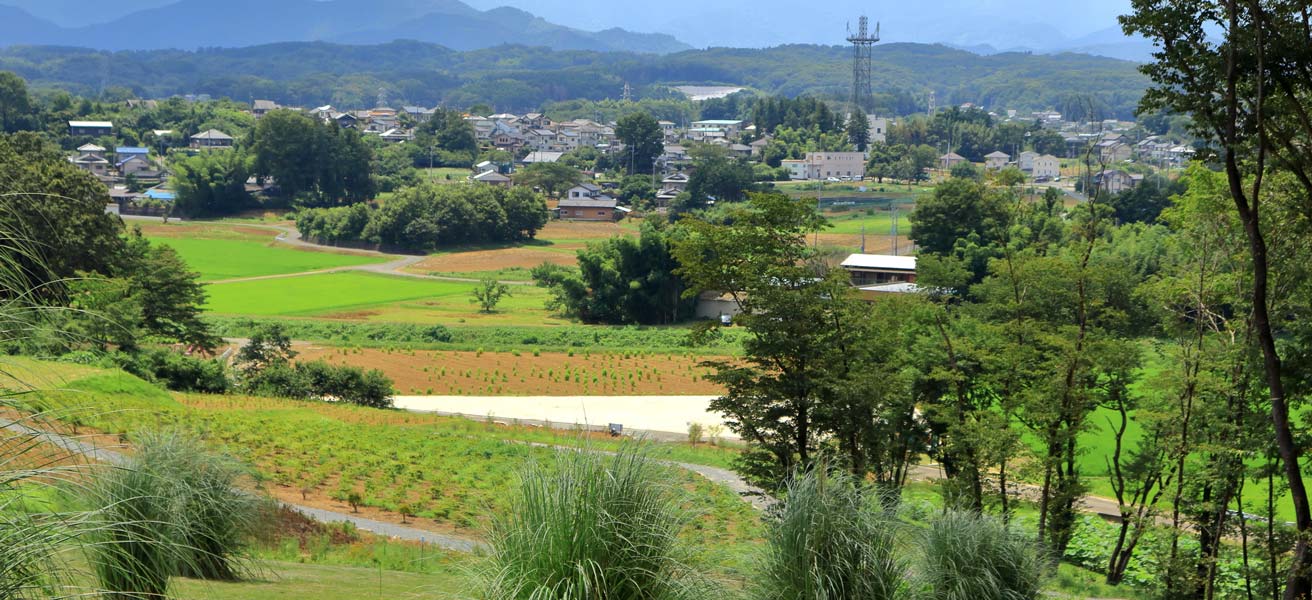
[{"xmin": 846, "ymin": 15, "xmax": 880, "ymax": 112}]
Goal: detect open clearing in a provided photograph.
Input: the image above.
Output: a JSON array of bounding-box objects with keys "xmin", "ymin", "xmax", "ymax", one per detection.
[
  {"xmin": 204, "ymin": 271, "xmax": 564, "ymax": 325},
  {"xmin": 393, "ymin": 394, "xmax": 732, "ymax": 439},
  {"xmin": 405, "ymin": 245, "xmax": 579, "ymax": 277},
  {"xmin": 296, "ymin": 346, "xmax": 726, "ymax": 396}
]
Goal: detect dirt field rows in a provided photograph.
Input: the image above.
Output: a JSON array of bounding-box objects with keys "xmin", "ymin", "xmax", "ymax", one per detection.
[{"xmin": 295, "ymin": 346, "xmax": 727, "ymax": 396}]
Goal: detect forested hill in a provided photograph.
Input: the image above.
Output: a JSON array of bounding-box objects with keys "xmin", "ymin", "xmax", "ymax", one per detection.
[{"xmin": 0, "ymin": 41, "xmax": 1149, "ymax": 117}]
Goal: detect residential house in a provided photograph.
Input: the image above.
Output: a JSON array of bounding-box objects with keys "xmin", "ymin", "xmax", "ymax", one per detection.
[
  {"xmin": 524, "ymin": 128, "xmax": 558, "ymax": 152},
  {"xmin": 379, "ymin": 128, "xmax": 414, "ymax": 143},
  {"xmin": 522, "ymin": 113, "xmax": 551, "ymax": 129},
  {"xmin": 69, "ymin": 152, "xmax": 111, "ymax": 178},
  {"xmin": 690, "ymin": 119, "xmax": 743, "ymax": 138},
  {"xmin": 520, "ymin": 151, "xmax": 564, "ymax": 165},
  {"xmin": 489, "ymin": 121, "xmax": 524, "ymax": 150},
  {"xmin": 77, "ymin": 143, "xmax": 107, "ymax": 158},
  {"xmin": 749, "ymin": 136, "xmax": 771, "ymax": 157},
  {"xmin": 401, "ymin": 106, "xmax": 435, "ymax": 122},
  {"xmin": 658, "ymin": 120, "xmax": 677, "ymax": 140},
  {"xmin": 565, "ymin": 183, "xmax": 605, "ymax": 200},
  {"xmin": 791, "ymin": 152, "xmax": 866, "ymax": 180},
  {"xmin": 190, "ymin": 129, "xmax": 234, "ymax": 149},
  {"xmin": 116, "ymin": 153, "xmax": 153, "ymax": 176},
  {"xmin": 332, "ymin": 112, "xmax": 359, "ymax": 129},
  {"xmin": 984, "ymin": 151, "xmax": 1010, "ymax": 171},
  {"xmin": 69, "ymin": 121, "xmax": 113, "ymax": 137},
  {"xmin": 557, "ymin": 197, "xmax": 626, "ymax": 221},
  {"xmin": 1032, "ymin": 155, "xmax": 1061, "ymax": 180},
  {"xmin": 840, "ymin": 254, "xmax": 918, "ymax": 286},
  {"xmin": 1097, "ymin": 139, "xmax": 1132, "ymax": 163},
  {"xmin": 1094, "ymin": 169, "xmax": 1143, "ymax": 194},
  {"xmin": 781, "ymin": 159, "xmax": 808, "ymax": 181},
  {"xmin": 1017, "ymin": 151, "xmax": 1039, "ymax": 172},
  {"xmin": 252, "ymin": 99, "xmax": 278, "ymax": 117},
  {"xmin": 729, "ymin": 143, "xmax": 753, "ymax": 159},
  {"xmin": 472, "ymin": 170, "xmax": 512, "ymax": 187},
  {"xmin": 661, "ymin": 172, "xmax": 689, "ymax": 192},
  {"xmin": 115, "ymin": 147, "xmax": 150, "ymax": 161},
  {"xmin": 661, "ymin": 145, "xmax": 689, "ymax": 163},
  {"xmin": 939, "ymin": 152, "xmax": 967, "ymax": 169},
  {"xmin": 465, "ymin": 116, "xmax": 494, "ymax": 141}
]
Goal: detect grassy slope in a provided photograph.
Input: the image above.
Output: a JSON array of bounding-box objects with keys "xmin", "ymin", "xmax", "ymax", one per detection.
[{"xmin": 173, "ymin": 560, "xmax": 466, "ymax": 600}]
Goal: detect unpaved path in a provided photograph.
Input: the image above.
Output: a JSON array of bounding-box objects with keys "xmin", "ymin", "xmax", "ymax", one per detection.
[{"xmin": 191, "ymin": 222, "xmax": 533, "ymax": 286}]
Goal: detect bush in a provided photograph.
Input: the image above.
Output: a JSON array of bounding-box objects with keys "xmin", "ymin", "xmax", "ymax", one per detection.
[
  {"xmin": 115, "ymin": 348, "xmax": 231, "ymax": 393},
  {"xmin": 243, "ymin": 360, "xmax": 394, "ymax": 408},
  {"xmin": 479, "ymin": 445, "xmax": 717, "ymax": 600},
  {"xmin": 85, "ymin": 431, "xmax": 265, "ymax": 598},
  {"xmin": 753, "ymin": 468, "xmax": 904, "ymax": 600},
  {"xmin": 916, "ymin": 510, "xmax": 1048, "ymax": 600}
]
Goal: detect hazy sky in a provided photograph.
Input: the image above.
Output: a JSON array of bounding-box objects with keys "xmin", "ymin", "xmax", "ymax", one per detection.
[{"xmin": 464, "ymin": 0, "xmax": 1136, "ymax": 48}]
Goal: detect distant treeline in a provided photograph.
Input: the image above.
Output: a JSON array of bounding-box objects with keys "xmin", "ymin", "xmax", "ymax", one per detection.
[{"xmin": 0, "ymin": 41, "xmax": 1148, "ymax": 117}]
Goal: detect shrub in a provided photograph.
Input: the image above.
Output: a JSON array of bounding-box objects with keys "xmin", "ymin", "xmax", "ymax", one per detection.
[
  {"xmin": 243, "ymin": 360, "xmax": 394, "ymax": 408},
  {"xmin": 916, "ymin": 510, "xmax": 1048, "ymax": 600},
  {"xmin": 753, "ymin": 468, "xmax": 904, "ymax": 600},
  {"xmin": 115, "ymin": 348, "xmax": 231, "ymax": 393},
  {"xmin": 479, "ymin": 445, "xmax": 717, "ymax": 600},
  {"xmin": 85, "ymin": 431, "xmax": 265, "ymax": 598}
]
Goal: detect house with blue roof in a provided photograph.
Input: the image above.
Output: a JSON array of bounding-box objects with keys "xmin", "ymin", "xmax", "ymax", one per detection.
[{"xmin": 143, "ymin": 188, "xmax": 175, "ymax": 202}]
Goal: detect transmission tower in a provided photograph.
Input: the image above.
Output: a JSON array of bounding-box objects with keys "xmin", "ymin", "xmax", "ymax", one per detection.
[{"xmin": 846, "ymin": 15, "xmax": 880, "ymax": 112}]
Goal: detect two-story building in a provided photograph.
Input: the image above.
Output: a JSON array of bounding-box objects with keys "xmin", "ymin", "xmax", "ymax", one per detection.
[{"xmin": 69, "ymin": 120, "xmax": 113, "ymax": 137}]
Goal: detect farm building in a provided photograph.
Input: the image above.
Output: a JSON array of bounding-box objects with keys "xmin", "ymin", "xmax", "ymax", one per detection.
[
  {"xmin": 557, "ymin": 197, "xmax": 627, "ymax": 221},
  {"xmin": 840, "ymin": 254, "xmax": 917, "ymax": 286}
]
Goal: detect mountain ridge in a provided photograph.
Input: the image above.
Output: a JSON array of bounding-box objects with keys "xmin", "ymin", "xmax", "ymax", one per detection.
[{"xmin": 0, "ymin": 0, "xmax": 693, "ymax": 54}]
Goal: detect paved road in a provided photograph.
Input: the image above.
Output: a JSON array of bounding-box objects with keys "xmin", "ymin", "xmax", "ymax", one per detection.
[{"xmin": 0, "ymin": 417, "xmax": 484, "ymax": 552}]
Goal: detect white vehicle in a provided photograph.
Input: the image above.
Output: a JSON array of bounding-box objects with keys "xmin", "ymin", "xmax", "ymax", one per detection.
[{"xmin": 826, "ymin": 177, "xmax": 840, "ymax": 182}]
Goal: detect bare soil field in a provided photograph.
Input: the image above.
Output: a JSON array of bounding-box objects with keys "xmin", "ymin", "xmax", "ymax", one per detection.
[
  {"xmin": 406, "ymin": 246, "xmax": 580, "ymax": 274},
  {"xmin": 295, "ymin": 346, "xmax": 727, "ymax": 396}
]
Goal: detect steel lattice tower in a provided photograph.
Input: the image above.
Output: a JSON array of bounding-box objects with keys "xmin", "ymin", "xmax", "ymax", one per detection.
[{"xmin": 846, "ymin": 16, "xmax": 880, "ymax": 112}]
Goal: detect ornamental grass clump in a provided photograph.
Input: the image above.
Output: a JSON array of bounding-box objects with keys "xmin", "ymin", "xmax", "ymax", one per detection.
[
  {"xmin": 915, "ymin": 509, "xmax": 1047, "ymax": 600},
  {"xmin": 479, "ymin": 445, "xmax": 717, "ymax": 600},
  {"xmin": 752, "ymin": 467, "xmax": 906, "ymax": 600},
  {"xmin": 85, "ymin": 430, "xmax": 265, "ymax": 599}
]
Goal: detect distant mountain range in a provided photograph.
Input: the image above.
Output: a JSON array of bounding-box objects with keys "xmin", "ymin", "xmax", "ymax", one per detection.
[{"xmin": 0, "ymin": 0, "xmax": 692, "ymax": 54}]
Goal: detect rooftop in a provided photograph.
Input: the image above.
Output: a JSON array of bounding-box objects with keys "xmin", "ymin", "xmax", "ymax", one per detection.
[
  {"xmin": 840, "ymin": 254, "xmax": 918, "ymax": 272},
  {"xmin": 70, "ymin": 120, "xmax": 113, "ymax": 128},
  {"xmin": 559, "ymin": 197, "xmax": 617, "ymax": 209}
]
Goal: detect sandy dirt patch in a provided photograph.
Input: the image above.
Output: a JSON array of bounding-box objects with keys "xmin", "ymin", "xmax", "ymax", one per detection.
[{"xmin": 392, "ymin": 395, "xmax": 734, "ymax": 439}]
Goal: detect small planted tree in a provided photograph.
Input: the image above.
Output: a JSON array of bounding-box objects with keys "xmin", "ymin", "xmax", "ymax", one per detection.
[{"xmin": 471, "ymin": 276, "xmax": 511, "ymax": 314}]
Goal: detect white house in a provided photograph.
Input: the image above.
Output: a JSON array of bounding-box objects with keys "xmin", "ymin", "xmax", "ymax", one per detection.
[
  {"xmin": 1032, "ymin": 155, "xmax": 1061, "ymax": 180},
  {"xmin": 1017, "ymin": 151, "xmax": 1039, "ymax": 172},
  {"xmin": 984, "ymin": 151, "xmax": 1010, "ymax": 171}
]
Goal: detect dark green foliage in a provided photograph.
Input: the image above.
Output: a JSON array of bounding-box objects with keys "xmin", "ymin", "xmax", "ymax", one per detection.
[
  {"xmin": 115, "ymin": 233, "xmax": 217, "ymax": 350},
  {"xmin": 114, "ymin": 348, "xmax": 231, "ymax": 394},
  {"xmin": 1107, "ymin": 174, "xmax": 1185, "ymax": 224},
  {"xmin": 908, "ymin": 177, "xmax": 1008, "ymax": 257},
  {"xmin": 683, "ymin": 147, "xmax": 758, "ymax": 210},
  {"xmin": 171, "ymin": 150, "xmax": 254, "ymax": 217},
  {"xmin": 297, "ymin": 184, "xmax": 549, "ymax": 251},
  {"xmin": 250, "ymin": 109, "xmax": 374, "ymax": 206},
  {"xmin": 235, "ymin": 323, "xmax": 297, "ymax": 371},
  {"xmin": 615, "ymin": 112, "xmax": 664, "ymax": 175},
  {"xmin": 471, "ymin": 276, "xmax": 511, "ymax": 313},
  {"xmin": 516, "ymin": 162, "xmax": 582, "ymax": 198},
  {"xmin": 532, "ymin": 220, "xmax": 695, "ymax": 325},
  {"xmin": 752, "ymin": 96, "xmax": 842, "ymax": 135},
  {"xmin": 244, "ymin": 360, "xmax": 394, "ymax": 409},
  {"xmin": 414, "ymin": 108, "xmax": 479, "ymax": 168},
  {"xmin": 0, "ymin": 43, "xmax": 1147, "ymax": 116},
  {"xmin": 0, "ymin": 71, "xmax": 33, "ymax": 133},
  {"xmin": 0, "ymin": 132, "xmax": 125, "ymax": 288},
  {"xmin": 847, "ymin": 107, "xmax": 871, "ymax": 152}
]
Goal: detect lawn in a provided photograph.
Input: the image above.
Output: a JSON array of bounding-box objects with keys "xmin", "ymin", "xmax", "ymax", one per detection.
[
  {"xmin": 822, "ymin": 208, "xmax": 913, "ymax": 236},
  {"xmin": 203, "ymin": 271, "xmax": 564, "ymax": 325},
  {"xmin": 173, "ymin": 560, "xmax": 467, "ymax": 600}
]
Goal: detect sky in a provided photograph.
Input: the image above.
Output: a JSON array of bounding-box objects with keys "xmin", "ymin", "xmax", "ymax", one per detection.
[{"xmin": 462, "ymin": 0, "xmax": 1137, "ymax": 50}]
